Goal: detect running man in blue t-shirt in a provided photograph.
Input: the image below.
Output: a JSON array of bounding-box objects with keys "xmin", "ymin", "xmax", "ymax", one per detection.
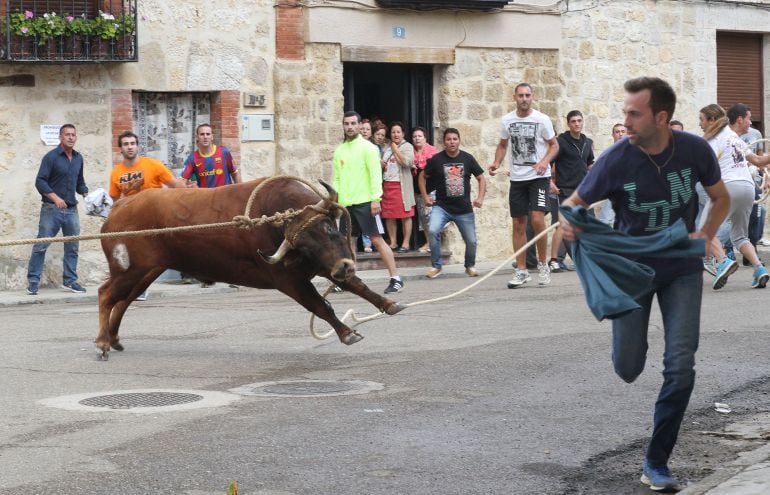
[{"xmin": 560, "ymin": 77, "xmax": 730, "ymax": 492}]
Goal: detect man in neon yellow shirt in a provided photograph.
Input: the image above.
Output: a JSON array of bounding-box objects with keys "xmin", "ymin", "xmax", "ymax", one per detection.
[{"xmin": 333, "ymin": 111, "xmax": 403, "ymax": 294}]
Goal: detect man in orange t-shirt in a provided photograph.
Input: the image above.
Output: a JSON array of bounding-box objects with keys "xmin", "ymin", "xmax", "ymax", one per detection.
[
  {"xmin": 108, "ymin": 131, "xmax": 189, "ymax": 201},
  {"xmin": 108, "ymin": 131, "xmax": 191, "ymax": 301}
]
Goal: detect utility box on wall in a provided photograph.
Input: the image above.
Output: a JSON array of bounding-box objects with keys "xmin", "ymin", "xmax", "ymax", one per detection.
[{"xmin": 242, "ymin": 114, "xmax": 274, "ymax": 141}]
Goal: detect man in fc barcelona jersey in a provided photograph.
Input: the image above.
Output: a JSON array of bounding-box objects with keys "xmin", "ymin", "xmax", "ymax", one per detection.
[{"xmin": 181, "ymin": 123, "xmax": 241, "ymax": 188}]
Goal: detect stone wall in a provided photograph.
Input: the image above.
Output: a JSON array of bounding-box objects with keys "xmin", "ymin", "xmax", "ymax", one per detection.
[
  {"xmin": 558, "ymin": 0, "xmax": 702, "ymax": 150},
  {"xmin": 273, "ymin": 43, "xmax": 344, "ymax": 183},
  {"xmin": 435, "ymin": 47, "xmax": 561, "ymax": 263},
  {"xmin": 275, "ymin": 43, "xmax": 561, "ymax": 266}
]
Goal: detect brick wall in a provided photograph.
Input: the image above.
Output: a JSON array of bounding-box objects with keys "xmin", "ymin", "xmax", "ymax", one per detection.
[
  {"xmin": 210, "ymin": 90, "xmax": 241, "ymax": 164},
  {"xmin": 276, "ymin": 0, "xmax": 305, "ymax": 60},
  {"xmin": 110, "ymin": 89, "xmax": 133, "ymax": 161}
]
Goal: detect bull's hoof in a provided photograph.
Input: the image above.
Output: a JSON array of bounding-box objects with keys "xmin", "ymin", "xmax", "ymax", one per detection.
[
  {"xmin": 96, "ymin": 347, "xmax": 109, "ymax": 361},
  {"xmin": 342, "ymin": 331, "xmax": 364, "ymax": 345},
  {"xmin": 111, "ymin": 342, "xmax": 124, "ymax": 352},
  {"xmin": 385, "ymin": 302, "xmax": 406, "ymax": 315}
]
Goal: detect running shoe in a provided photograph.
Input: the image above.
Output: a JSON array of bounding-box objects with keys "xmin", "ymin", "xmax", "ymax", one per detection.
[
  {"xmin": 713, "ymin": 257, "xmax": 738, "ymax": 290},
  {"xmin": 537, "ymin": 261, "xmax": 551, "ymax": 286},
  {"xmin": 507, "ymin": 269, "xmax": 531, "ymax": 288},
  {"xmin": 426, "ymin": 267, "xmax": 442, "ymax": 279},
  {"xmin": 752, "ymin": 264, "xmax": 769, "ymax": 289},
  {"xmin": 465, "ymin": 267, "xmax": 479, "ymax": 277},
  {"xmin": 26, "ymin": 283, "xmax": 38, "ymax": 295},
  {"xmin": 703, "ymin": 256, "xmax": 717, "ymax": 276},
  {"xmin": 548, "ymin": 259, "xmax": 564, "ymax": 273},
  {"xmin": 384, "ymin": 278, "xmax": 404, "ymax": 294},
  {"xmin": 61, "ymin": 282, "xmax": 86, "ymax": 293},
  {"xmin": 640, "ymin": 461, "xmax": 680, "ymax": 492}
]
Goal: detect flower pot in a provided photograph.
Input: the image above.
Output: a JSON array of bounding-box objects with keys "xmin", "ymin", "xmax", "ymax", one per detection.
[
  {"xmin": 61, "ymin": 36, "xmax": 85, "ymax": 60},
  {"xmin": 86, "ymin": 38, "xmax": 111, "ymax": 60},
  {"xmin": 113, "ymin": 35, "xmax": 134, "ymax": 60},
  {"xmin": 9, "ymin": 36, "xmax": 36, "ymax": 60},
  {"xmin": 36, "ymin": 40, "xmax": 60, "ymax": 60}
]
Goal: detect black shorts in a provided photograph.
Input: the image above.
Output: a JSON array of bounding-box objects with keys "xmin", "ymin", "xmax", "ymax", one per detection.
[
  {"xmin": 508, "ymin": 178, "xmax": 550, "ymax": 217},
  {"xmin": 340, "ymin": 202, "xmax": 384, "ymax": 237}
]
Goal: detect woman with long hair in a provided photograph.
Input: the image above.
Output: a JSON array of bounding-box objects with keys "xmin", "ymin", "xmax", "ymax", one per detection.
[
  {"xmin": 380, "ymin": 122, "xmax": 415, "ymax": 252},
  {"xmin": 699, "ymin": 103, "xmax": 770, "ymax": 289},
  {"xmin": 412, "ymin": 126, "xmax": 439, "ymax": 253}
]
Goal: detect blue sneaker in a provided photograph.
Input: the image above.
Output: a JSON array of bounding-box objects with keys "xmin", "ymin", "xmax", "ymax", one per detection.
[
  {"xmin": 641, "ymin": 461, "xmax": 680, "ymax": 492},
  {"xmin": 61, "ymin": 282, "xmax": 86, "ymax": 293},
  {"xmin": 713, "ymin": 258, "xmax": 738, "ymax": 290},
  {"xmin": 752, "ymin": 264, "xmax": 769, "ymax": 289},
  {"xmin": 26, "ymin": 283, "xmax": 38, "ymax": 296}
]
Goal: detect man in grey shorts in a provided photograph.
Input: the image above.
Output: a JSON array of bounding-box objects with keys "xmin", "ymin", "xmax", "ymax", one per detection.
[{"xmin": 333, "ymin": 111, "xmax": 404, "ymax": 294}]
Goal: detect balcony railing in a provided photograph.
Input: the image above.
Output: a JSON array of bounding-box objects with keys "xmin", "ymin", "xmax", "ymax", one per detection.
[{"xmin": 1, "ymin": 0, "xmax": 137, "ymax": 62}]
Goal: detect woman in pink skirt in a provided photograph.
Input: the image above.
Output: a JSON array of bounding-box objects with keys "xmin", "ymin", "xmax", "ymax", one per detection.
[{"xmin": 380, "ymin": 122, "xmax": 415, "ymax": 252}]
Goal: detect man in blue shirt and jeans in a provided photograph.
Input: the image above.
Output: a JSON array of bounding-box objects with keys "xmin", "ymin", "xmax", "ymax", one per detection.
[
  {"xmin": 26, "ymin": 124, "xmax": 89, "ymax": 295},
  {"xmin": 561, "ymin": 78, "xmax": 730, "ymax": 491}
]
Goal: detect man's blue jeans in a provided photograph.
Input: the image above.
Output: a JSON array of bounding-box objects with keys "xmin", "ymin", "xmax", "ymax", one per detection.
[
  {"xmin": 611, "ymin": 271, "xmax": 702, "ymax": 468},
  {"xmin": 27, "ymin": 203, "xmax": 81, "ymax": 285},
  {"xmin": 428, "ymin": 205, "xmax": 477, "ymax": 269}
]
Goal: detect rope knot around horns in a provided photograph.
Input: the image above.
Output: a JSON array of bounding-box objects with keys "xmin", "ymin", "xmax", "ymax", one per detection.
[{"xmin": 232, "ymin": 215, "xmax": 260, "ymax": 229}]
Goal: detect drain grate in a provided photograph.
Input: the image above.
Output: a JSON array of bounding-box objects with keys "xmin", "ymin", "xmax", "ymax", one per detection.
[
  {"xmin": 230, "ymin": 379, "xmax": 383, "ymax": 398},
  {"xmin": 78, "ymin": 392, "xmax": 203, "ymax": 409},
  {"xmin": 39, "ymin": 389, "xmax": 240, "ymax": 414}
]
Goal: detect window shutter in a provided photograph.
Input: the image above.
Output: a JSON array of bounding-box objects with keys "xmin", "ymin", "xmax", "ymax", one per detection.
[{"xmin": 717, "ymin": 31, "xmax": 764, "ymax": 132}]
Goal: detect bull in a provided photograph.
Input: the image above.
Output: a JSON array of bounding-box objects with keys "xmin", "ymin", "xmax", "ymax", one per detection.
[{"xmin": 94, "ymin": 177, "xmax": 405, "ymax": 360}]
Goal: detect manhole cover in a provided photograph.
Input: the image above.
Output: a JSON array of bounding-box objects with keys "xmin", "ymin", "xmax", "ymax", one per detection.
[
  {"xmin": 79, "ymin": 392, "xmax": 203, "ymax": 409},
  {"xmin": 39, "ymin": 389, "xmax": 240, "ymax": 414},
  {"xmin": 229, "ymin": 379, "xmax": 384, "ymax": 398}
]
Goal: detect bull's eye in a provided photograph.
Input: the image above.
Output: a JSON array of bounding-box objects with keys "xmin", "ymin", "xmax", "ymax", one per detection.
[{"xmin": 323, "ymin": 223, "xmax": 333, "ymax": 234}]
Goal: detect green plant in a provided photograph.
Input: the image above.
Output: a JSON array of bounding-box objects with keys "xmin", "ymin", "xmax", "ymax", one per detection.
[
  {"xmin": 93, "ymin": 10, "xmax": 120, "ymax": 40},
  {"xmin": 8, "ymin": 10, "xmax": 36, "ymax": 37},
  {"xmin": 32, "ymin": 12, "xmax": 66, "ymax": 44},
  {"xmin": 63, "ymin": 14, "xmax": 93, "ymax": 37},
  {"xmin": 116, "ymin": 13, "xmax": 136, "ymax": 35}
]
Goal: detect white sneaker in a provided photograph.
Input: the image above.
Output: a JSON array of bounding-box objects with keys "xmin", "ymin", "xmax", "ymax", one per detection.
[
  {"xmin": 507, "ymin": 269, "xmax": 531, "ymax": 288},
  {"xmin": 759, "ymin": 238, "xmax": 770, "ymax": 247},
  {"xmin": 537, "ymin": 262, "xmax": 551, "ymax": 286}
]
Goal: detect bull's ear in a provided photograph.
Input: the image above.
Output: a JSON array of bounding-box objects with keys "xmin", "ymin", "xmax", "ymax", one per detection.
[{"xmin": 318, "ymin": 180, "xmax": 338, "ymax": 203}]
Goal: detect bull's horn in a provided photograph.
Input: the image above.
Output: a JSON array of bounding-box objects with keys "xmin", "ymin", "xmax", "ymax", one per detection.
[
  {"xmin": 259, "ymin": 239, "xmax": 291, "ymax": 264},
  {"xmin": 318, "ymin": 180, "xmax": 338, "ymax": 204}
]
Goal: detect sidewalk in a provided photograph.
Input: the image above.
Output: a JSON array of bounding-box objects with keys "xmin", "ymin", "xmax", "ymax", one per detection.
[
  {"xmin": 3, "ymin": 259, "xmax": 770, "ymax": 494},
  {"xmin": 0, "ymin": 260, "xmax": 506, "ymax": 308}
]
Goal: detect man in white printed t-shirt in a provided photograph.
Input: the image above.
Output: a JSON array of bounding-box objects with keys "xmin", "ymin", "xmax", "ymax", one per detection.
[{"xmin": 489, "ymin": 83, "xmax": 559, "ymax": 288}]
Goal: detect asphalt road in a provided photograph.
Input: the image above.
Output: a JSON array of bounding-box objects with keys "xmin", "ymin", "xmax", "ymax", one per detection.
[{"xmin": 1, "ymin": 268, "xmax": 769, "ymax": 494}]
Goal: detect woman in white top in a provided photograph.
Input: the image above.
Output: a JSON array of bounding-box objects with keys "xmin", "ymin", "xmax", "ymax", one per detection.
[{"xmin": 699, "ymin": 103, "xmax": 770, "ymax": 289}]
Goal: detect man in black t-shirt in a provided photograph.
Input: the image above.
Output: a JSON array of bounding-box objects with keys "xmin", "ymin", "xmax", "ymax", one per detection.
[
  {"xmin": 549, "ymin": 110, "xmax": 595, "ymax": 272},
  {"xmin": 418, "ymin": 128, "xmax": 486, "ymax": 279}
]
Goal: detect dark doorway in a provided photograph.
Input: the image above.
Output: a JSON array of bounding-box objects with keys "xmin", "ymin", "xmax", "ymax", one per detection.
[
  {"xmin": 343, "ymin": 63, "xmax": 434, "ymax": 142},
  {"xmin": 342, "ymin": 62, "xmax": 435, "ymax": 252}
]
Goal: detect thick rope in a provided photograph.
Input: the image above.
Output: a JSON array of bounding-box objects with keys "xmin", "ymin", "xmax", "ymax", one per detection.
[
  {"xmin": 0, "ymin": 175, "xmax": 347, "ymax": 248},
  {"xmin": 309, "ymin": 200, "xmax": 617, "ymax": 340},
  {"xmin": 309, "ymin": 221, "xmax": 560, "ymax": 340}
]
